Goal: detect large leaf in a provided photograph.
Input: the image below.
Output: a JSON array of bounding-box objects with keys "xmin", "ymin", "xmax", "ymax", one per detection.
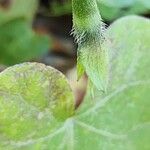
[
  {"xmin": 0, "ymin": 15, "xmax": 150, "ymax": 149},
  {"xmin": 0, "ymin": 19, "xmax": 49, "ymax": 65},
  {"xmin": 75, "ymin": 15, "xmax": 150, "ymax": 150},
  {"xmin": 0, "ymin": 62, "xmax": 74, "ymax": 149}
]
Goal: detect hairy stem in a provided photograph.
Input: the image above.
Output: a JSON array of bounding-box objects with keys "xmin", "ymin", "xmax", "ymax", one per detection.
[
  {"xmin": 72, "ymin": 0, "xmax": 102, "ymax": 30},
  {"xmin": 72, "ymin": 0, "xmax": 109, "ymax": 92}
]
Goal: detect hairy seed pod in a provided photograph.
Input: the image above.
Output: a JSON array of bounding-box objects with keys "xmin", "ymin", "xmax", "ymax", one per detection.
[{"xmin": 72, "ymin": 0, "xmax": 109, "ymax": 92}]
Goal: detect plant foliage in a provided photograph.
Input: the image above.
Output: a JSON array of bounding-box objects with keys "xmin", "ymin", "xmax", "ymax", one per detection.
[
  {"xmin": 0, "ymin": 15, "xmax": 149, "ymax": 149},
  {"xmin": 0, "ymin": 0, "xmax": 49, "ymax": 65}
]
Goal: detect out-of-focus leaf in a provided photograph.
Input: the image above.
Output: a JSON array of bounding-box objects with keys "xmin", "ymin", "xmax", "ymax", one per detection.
[
  {"xmin": 0, "ymin": 0, "xmax": 38, "ymax": 25},
  {"xmin": 50, "ymin": 0, "xmax": 72, "ymax": 16},
  {"xmin": 0, "ymin": 19, "xmax": 49, "ymax": 65},
  {"xmin": 100, "ymin": 0, "xmax": 135, "ymax": 8},
  {"xmin": 0, "ymin": 62, "xmax": 74, "ymax": 149},
  {"xmin": 43, "ymin": 0, "xmax": 150, "ymax": 21},
  {"xmin": 97, "ymin": 0, "xmax": 150, "ymax": 21},
  {"xmin": 136, "ymin": 0, "xmax": 150, "ymax": 9},
  {"xmin": 97, "ymin": 3, "xmax": 121, "ymax": 21},
  {"xmin": 0, "ymin": 0, "xmax": 50, "ymax": 65}
]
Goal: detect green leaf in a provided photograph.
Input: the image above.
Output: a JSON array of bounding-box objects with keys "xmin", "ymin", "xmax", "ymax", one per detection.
[
  {"xmin": 0, "ymin": 15, "xmax": 150, "ymax": 149},
  {"xmin": 75, "ymin": 15, "xmax": 150, "ymax": 149},
  {"xmin": 0, "ymin": 19, "xmax": 49, "ymax": 65},
  {"xmin": 44, "ymin": 0, "xmax": 150, "ymax": 21},
  {"xmin": 0, "ymin": 62, "xmax": 74, "ymax": 148},
  {"xmin": 100, "ymin": 0, "xmax": 135, "ymax": 8},
  {"xmin": 0, "ymin": 0, "xmax": 38, "ymax": 25},
  {"xmin": 0, "ymin": 0, "xmax": 49, "ymax": 65},
  {"xmin": 50, "ymin": 1, "xmax": 72, "ymax": 16},
  {"xmin": 98, "ymin": 0, "xmax": 150, "ymax": 21}
]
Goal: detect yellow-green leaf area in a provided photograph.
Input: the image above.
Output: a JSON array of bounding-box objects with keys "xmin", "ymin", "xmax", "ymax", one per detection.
[{"xmin": 0, "ymin": 62, "xmax": 74, "ymax": 145}]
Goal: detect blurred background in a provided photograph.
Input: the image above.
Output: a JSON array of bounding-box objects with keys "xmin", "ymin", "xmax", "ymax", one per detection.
[{"xmin": 0, "ymin": 0, "xmax": 149, "ymax": 104}]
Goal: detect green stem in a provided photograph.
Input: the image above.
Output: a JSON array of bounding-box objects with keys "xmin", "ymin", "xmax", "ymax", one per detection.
[
  {"xmin": 72, "ymin": 0, "xmax": 109, "ymax": 92},
  {"xmin": 72, "ymin": 0, "xmax": 102, "ymax": 30}
]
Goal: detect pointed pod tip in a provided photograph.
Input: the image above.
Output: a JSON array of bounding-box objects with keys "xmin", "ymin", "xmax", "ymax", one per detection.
[{"xmin": 94, "ymin": 80, "xmax": 108, "ymax": 94}]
